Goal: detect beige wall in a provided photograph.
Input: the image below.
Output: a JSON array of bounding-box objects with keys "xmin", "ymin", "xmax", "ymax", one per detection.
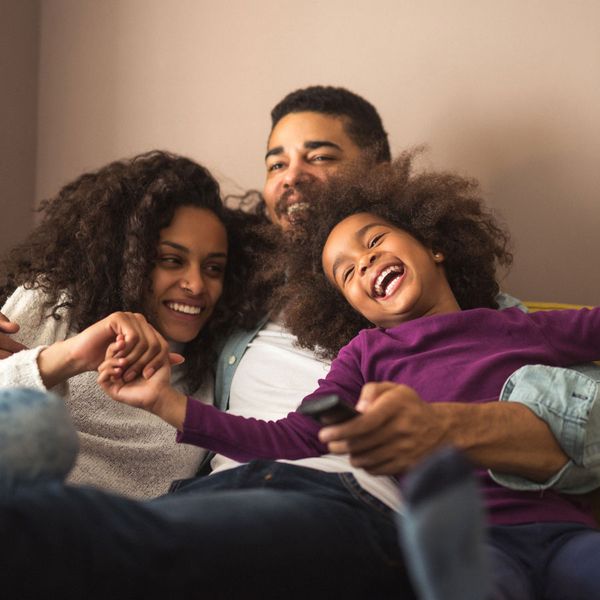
[
  {"xmin": 4, "ymin": 0, "xmax": 600, "ymax": 304},
  {"xmin": 0, "ymin": 0, "xmax": 39, "ymax": 256}
]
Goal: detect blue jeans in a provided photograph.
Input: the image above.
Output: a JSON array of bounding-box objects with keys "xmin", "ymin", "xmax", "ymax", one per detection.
[
  {"xmin": 1, "ymin": 459, "xmax": 413, "ymax": 598},
  {"xmin": 0, "ymin": 387, "xmax": 78, "ymax": 483},
  {"xmin": 488, "ymin": 522, "xmax": 600, "ymax": 599}
]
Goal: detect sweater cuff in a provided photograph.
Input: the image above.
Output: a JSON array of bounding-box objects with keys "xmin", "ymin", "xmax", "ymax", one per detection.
[{"xmin": 0, "ymin": 346, "xmax": 48, "ymax": 390}]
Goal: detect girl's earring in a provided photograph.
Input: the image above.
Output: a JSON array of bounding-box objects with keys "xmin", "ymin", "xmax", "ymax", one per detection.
[{"xmin": 433, "ymin": 252, "xmax": 444, "ymax": 262}]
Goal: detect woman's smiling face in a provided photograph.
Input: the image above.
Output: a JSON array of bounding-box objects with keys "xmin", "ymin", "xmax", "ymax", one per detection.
[
  {"xmin": 148, "ymin": 205, "xmax": 227, "ymax": 343},
  {"xmin": 321, "ymin": 212, "xmax": 459, "ymax": 328}
]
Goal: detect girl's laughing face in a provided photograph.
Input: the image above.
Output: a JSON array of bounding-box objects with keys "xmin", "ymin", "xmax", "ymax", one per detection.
[{"xmin": 322, "ymin": 212, "xmax": 459, "ymax": 328}]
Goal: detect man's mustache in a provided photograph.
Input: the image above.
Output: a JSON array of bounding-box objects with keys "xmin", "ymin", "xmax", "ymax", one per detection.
[{"xmin": 274, "ymin": 187, "xmax": 298, "ymax": 219}]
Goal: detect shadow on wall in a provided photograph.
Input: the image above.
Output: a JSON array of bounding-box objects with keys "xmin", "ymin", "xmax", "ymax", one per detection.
[{"xmin": 429, "ymin": 108, "xmax": 599, "ymax": 305}]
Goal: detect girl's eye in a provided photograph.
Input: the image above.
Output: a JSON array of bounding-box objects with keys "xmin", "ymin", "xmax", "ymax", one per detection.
[
  {"xmin": 342, "ymin": 266, "xmax": 354, "ymax": 285},
  {"xmin": 368, "ymin": 233, "xmax": 384, "ymax": 248}
]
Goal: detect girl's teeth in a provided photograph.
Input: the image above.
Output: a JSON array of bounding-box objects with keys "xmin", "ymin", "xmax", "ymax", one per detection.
[{"xmin": 167, "ymin": 302, "xmax": 202, "ymax": 315}]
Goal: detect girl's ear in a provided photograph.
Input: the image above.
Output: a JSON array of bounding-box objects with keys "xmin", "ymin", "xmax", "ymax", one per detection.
[{"xmin": 432, "ymin": 251, "xmax": 445, "ymax": 263}]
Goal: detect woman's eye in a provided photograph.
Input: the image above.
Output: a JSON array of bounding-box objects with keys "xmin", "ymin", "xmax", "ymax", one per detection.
[
  {"xmin": 159, "ymin": 256, "xmax": 182, "ymax": 266},
  {"xmin": 206, "ymin": 264, "xmax": 225, "ymax": 276}
]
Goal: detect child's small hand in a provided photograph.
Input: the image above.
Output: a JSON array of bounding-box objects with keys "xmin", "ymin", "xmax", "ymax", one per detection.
[{"xmin": 98, "ymin": 347, "xmax": 172, "ymax": 412}]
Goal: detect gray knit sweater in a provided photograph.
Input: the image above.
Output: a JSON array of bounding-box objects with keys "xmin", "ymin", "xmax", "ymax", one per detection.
[{"xmin": 0, "ymin": 286, "xmax": 209, "ymax": 499}]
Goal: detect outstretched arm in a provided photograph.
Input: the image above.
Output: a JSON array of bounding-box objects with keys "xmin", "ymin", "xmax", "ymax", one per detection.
[{"xmin": 319, "ymin": 382, "xmax": 567, "ymax": 481}]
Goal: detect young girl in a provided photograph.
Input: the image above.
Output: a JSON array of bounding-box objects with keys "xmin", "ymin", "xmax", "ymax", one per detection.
[
  {"xmin": 0, "ymin": 150, "xmax": 254, "ymax": 498},
  {"xmin": 101, "ymin": 153, "xmax": 600, "ymax": 598}
]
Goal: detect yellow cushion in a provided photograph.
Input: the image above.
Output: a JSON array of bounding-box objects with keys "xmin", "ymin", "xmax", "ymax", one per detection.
[{"xmin": 523, "ymin": 301, "xmax": 592, "ymax": 312}]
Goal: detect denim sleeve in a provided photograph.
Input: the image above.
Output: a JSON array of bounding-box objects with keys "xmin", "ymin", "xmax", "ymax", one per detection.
[{"xmin": 490, "ymin": 364, "xmax": 600, "ymax": 494}]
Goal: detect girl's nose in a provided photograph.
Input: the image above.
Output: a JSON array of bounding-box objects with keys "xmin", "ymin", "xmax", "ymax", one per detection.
[{"xmin": 359, "ymin": 253, "xmax": 377, "ymax": 275}]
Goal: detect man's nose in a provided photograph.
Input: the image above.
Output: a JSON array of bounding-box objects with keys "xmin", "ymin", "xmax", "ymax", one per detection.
[{"xmin": 283, "ymin": 160, "xmax": 312, "ymax": 188}]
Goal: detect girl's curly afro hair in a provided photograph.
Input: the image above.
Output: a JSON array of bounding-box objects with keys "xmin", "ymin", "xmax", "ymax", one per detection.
[{"xmin": 270, "ymin": 151, "xmax": 513, "ymax": 359}]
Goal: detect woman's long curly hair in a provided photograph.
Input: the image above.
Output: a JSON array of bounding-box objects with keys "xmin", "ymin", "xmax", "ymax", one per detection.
[
  {"xmin": 270, "ymin": 151, "xmax": 513, "ymax": 359},
  {"xmin": 0, "ymin": 150, "xmax": 260, "ymax": 392}
]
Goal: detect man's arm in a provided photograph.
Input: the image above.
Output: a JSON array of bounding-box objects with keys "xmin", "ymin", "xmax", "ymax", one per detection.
[
  {"xmin": 319, "ymin": 382, "xmax": 567, "ymax": 481},
  {"xmin": 0, "ymin": 312, "xmax": 27, "ymax": 358},
  {"xmin": 493, "ymin": 364, "xmax": 600, "ymax": 493}
]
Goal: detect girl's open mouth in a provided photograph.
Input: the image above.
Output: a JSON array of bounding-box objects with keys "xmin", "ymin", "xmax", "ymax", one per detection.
[{"xmin": 373, "ymin": 264, "xmax": 405, "ymax": 299}]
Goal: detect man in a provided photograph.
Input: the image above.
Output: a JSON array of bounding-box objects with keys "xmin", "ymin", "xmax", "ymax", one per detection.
[{"xmin": 0, "ymin": 86, "xmax": 599, "ymax": 598}]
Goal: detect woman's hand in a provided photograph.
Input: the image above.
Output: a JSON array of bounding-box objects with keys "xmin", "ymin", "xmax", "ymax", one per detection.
[{"xmin": 37, "ymin": 312, "xmax": 170, "ymax": 388}]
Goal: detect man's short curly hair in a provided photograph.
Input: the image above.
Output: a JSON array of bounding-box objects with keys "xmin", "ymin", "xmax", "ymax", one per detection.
[
  {"xmin": 274, "ymin": 151, "xmax": 513, "ymax": 359},
  {"xmin": 270, "ymin": 86, "xmax": 391, "ymax": 163},
  {"xmin": 0, "ymin": 150, "xmax": 256, "ymax": 392}
]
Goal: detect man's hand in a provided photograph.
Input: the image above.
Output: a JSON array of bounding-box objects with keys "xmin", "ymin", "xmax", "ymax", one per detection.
[
  {"xmin": 0, "ymin": 312, "xmax": 27, "ymax": 359},
  {"xmin": 319, "ymin": 382, "xmax": 450, "ymax": 475}
]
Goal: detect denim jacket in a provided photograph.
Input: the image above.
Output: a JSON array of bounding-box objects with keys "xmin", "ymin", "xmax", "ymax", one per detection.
[{"xmin": 213, "ymin": 301, "xmax": 600, "ymax": 493}]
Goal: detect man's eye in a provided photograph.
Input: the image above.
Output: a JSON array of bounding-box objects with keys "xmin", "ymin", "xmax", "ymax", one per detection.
[
  {"xmin": 311, "ymin": 155, "xmax": 334, "ymax": 163},
  {"xmin": 267, "ymin": 161, "xmax": 285, "ymax": 172},
  {"xmin": 368, "ymin": 233, "xmax": 384, "ymax": 248}
]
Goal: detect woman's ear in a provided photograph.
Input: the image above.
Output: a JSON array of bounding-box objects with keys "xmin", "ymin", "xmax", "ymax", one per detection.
[{"xmin": 432, "ymin": 251, "xmax": 445, "ymax": 263}]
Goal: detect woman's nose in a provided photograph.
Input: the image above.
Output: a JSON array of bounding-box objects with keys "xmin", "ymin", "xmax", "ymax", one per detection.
[{"xmin": 180, "ymin": 271, "xmax": 204, "ymax": 295}]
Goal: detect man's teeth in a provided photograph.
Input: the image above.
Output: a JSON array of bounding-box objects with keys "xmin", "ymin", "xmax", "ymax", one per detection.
[
  {"xmin": 166, "ymin": 302, "xmax": 202, "ymax": 315},
  {"xmin": 374, "ymin": 265, "xmax": 405, "ymax": 297},
  {"xmin": 286, "ymin": 202, "xmax": 309, "ymax": 215}
]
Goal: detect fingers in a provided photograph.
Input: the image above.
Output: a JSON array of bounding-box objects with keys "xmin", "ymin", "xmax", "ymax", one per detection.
[
  {"xmin": 0, "ymin": 313, "xmax": 20, "ymax": 333},
  {"xmin": 97, "ymin": 357, "xmax": 126, "ymax": 384},
  {"xmin": 108, "ymin": 314, "xmax": 167, "ymax": 382},
  {"xmin": 0, "ymin": 332, "xmax": 27, "ymax": 359}
]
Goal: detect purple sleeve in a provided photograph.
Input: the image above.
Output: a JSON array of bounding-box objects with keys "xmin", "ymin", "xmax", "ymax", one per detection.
[
  {"xmin": 529, "ymin": 307, "xmax": 600, "ymax": 363},
  {"xmin": 176, "ymin": 336, "xmax": 367, "ymax": 462},
  {"xmin": 177, "ymin": 400, "xmax": 326, "ymax": 461}
]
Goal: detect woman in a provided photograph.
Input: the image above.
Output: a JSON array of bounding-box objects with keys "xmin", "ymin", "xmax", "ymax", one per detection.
[{"xmin": 0, "ymin": 150, "xmax": 252, "ymax": 498}]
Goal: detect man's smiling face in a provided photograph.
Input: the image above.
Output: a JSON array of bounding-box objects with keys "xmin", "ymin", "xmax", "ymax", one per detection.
[{"xmin": 263, "ymin": 111, "xmax": 365, "ymax": 230}]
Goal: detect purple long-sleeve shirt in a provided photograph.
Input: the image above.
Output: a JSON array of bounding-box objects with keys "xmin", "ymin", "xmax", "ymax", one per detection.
[{"xmin": 178, "ymin": 307, "xmax": 600, "ymax": 526}]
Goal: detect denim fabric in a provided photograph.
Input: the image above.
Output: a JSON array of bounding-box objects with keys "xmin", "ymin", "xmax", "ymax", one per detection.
[
  {"xmin": 0, "ymin": 461, "xmax": 413, "ymax": 599},
  {"xmin": 487, "ymin": 522, "xmax": 600, "ymax": 600},
  {"xmin": 0, "ymin": 388, "xmax": 78, "ymax": 485},
  {"xmin": 492, "ymin": 364, "xmax": 600, "ymax": 493}
]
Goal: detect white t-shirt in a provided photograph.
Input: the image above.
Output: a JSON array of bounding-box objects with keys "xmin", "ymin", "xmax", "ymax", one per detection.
[{"xmin": 210, "ymin": 320, "xmax": 402, "ymax": 511}]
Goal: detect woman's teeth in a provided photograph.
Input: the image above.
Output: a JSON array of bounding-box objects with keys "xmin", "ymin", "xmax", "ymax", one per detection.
[
  {"xmin": 374, "ymin": 265, "xmax": 405, "ymax": 298},
  {"xmin": 166, "ymin": 302, "xmax": 202, "ymax": 315}
]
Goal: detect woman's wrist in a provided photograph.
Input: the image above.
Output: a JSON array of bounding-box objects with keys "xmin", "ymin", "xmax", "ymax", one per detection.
[{"xmin": 37, "ymin": 340, "xmax": 80, "ymax": 388}]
